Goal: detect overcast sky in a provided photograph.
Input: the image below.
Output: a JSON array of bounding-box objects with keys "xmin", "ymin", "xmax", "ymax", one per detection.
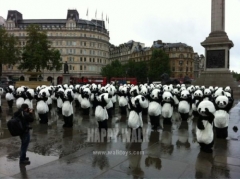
[{"xmin": 1, "ymin": 0, "xmax": 240, "ymax": 73}]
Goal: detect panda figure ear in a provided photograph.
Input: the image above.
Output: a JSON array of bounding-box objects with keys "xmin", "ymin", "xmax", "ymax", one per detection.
[
  {"xmin": 141, "ymin": 96, "xmax": 145, "ymax": 101},
  {"xmin": 221, "ymin": 91, "xmax": 225, "ymax": 96}
]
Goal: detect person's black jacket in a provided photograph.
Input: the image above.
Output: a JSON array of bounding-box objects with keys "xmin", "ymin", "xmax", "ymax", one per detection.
[{"xmin": 14, "ymin": 109, "xmax": 34, "ymax": 133}]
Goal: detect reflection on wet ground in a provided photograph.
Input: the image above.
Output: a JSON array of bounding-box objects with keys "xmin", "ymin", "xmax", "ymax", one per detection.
[{"xmin": 0, "ymin": 99, "xmax": 240, "ymax": 178}]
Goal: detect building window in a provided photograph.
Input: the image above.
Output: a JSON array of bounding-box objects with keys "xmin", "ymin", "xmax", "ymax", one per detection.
[
  {"xmin": 90, "ymin": 58, "xmax": 92, "ymax": 62},
  {"xmin": 80, "ymin": 57, "xmax": 82, "ymax": 62},
  {"xmin": 84, "ymin": 58, "xmax": 86, "ymax": 62},
  {"xmin": 93, "ymin": 58, "xmax": 95, "ymax": 62},
  {"xmin": 80, "ymin": 65, "xmax": 82, "ymax": 70},
  {"xmin": 84, "ymin": 66, "xmax": 86, "ymax": 70}
]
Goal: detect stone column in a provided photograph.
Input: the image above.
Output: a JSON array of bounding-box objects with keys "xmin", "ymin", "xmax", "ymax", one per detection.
[
  {"xmin": 211, "ymin": 0, "xmax": 225, "ymax": 32},
  {"xmin": 201, "ymin": 0, "xmax": 233, "ymax": 72}
]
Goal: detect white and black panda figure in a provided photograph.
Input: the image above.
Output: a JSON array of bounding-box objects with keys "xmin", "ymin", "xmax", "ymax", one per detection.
[
  {"xmin": 203, "ymin": 88, "xmax": 212, "ymax": 101},
  {"xmin": 24, "ymin": 88, "xmax": 35, "ymax": 109},
  {"xmin": 140, "ymin": 85, "xmax": 149, "ymax": 115},
  {"xmin": 14, "ymin": 87, "xmax": 25, "ymax": 109},
  {"xmin": 214, "ymin": 95, "xmax": 229, "ymax": 139},
  {"xmin": 5, "ymin": 85, "xmax": 15, "ymax": 110},
  {"xmin": 105, "ymin": 85, "xmax": 114, "ymax": 118},
  {"xmin": 111, "ymin": 85, "xmax": 117, "ymax": 110},
  {"xmin": 118, "ymin": 86, "xmax": 129, "ymax": 115},
  {"xmin": 95, "ymin": 93, "xmax": 110, "ymax": 134},
  {"xmin": 128, "ymin": 95, "xmax": 148, "ymax": 142},
  {"xmin": 172, "ymin": 88, "xmax": 180, "ymax": 109},
  {"xmin": 224, "ymin": 87, "xmax": 234, "ymax": 113},
  {"xmin": 90, "ymin": 83, "xmax": 99, "ymax": 111},
  {"xmin": 81, "ymin": 87, "xmax": 91, "ymax": 115},
  {"xmin": 55, "ymin": 87, "xmax": 64, "ymax": 114},
  {"xmin": 129, "ymin": 85, "xmax": 139, "ymax": 98},
  {"xmin": 196, "ymin": 100, "xmax": 216, "ymax": 153},
  {"xmin": 0, "ymin": 87, "xmax": 4, "ymax": 112},
  {"xmin": 192, "ymin": 89, "xmax": 204, "ymax": 117},
  {"xmin": 161, "ymin": 91, "xmax": 175, "ymax": 125},
  {"xmin": 36, "ymin": 88, "xmax": 50, "ymax": 124},
  {"xmin": 178, "ymin": 90, "xmax": 192, "ymax": 121},
  {"xmin": 148, "ymin": 89, "xmax": 162, "ymax": 130},
  {"xmin": 62, "ymin": 89, "xmax": 74, "ymax": 128},
  {"xmin": 48, "ymin": 86, "xmax": 54, "ymax": 111},
  {"xmin": 73, "ymin": 84, "xmax": 81, "ymax": 108}
]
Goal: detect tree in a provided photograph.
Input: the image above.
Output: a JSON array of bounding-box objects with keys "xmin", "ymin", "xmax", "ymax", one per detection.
[
  {"xmin": 0, "ymin": 27, "xmax": 21, "ymax": 76},
  {"xmin": 100, "ymin": 60, "xmax": 125, "ymax": 80},
  {"xmin": 124, "ymin": 60, "xmax": 148, "ymax": 83},
  {"xmin": 18, "ymin": 24, "xmax": 61, "ymax": 72},
  {"xmin": 148, "ymin": 49, "xmax": 171, "ymax": 82}
]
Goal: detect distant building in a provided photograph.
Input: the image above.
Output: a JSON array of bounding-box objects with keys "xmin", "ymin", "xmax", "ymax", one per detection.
[
  {"xmin": 3, "ymin": 10, "xmax": 110, "ymax": 83},
  {"xmin": 110, "ymin": 39, "xmax": 195, "ymax": 79},
  {"xmin": 109, "ymin": 40, "xmax": 145, "ymax": 64}
]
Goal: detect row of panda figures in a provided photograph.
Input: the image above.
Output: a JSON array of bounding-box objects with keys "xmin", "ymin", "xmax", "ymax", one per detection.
[{"xmin": 0, "ymin": 82, "xmax": 235, "ymax": 153}]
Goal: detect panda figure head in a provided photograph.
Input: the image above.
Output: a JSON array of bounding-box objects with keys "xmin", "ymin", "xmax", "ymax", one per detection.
[
  {"xmin": 204, "ymin": 88, "xmax": 212, "ymax": 97},
  {"xmin": 106, "ymin": 85, "xmax": 114, "ymax": 97},
  {"xmin": 130, "ymin": 86, "xmax": 139, "ymax": 97},
  {"xmin": 213, "ymin": 88, "xmax": 225, "ymax": 98},
  {"xmin": 187, "ymin": 85, "xmax": 195, "ymax": 94},
  {"xmin": 162, "ymin": 91, "xmax": 173, "ymax": 102},
  {"xmin": 150, "ymin": 89, "xmax": 161, "ymax": 100},
  {"xmin": 195, "ymin": 85, "xmax": 200, "ymax": 90},
  {"xmin": 98, "ymin": 93, "xmax": 111, "ymax": 106},
  {"xmin": 120, "ymin": 86, "xmax": 128, "ymax": 95},
  {"xmin": 90, "ymin": 83, "xmax": 97, "ymax": 93},
  {"xmin": 197, "ymin": 101, "xmax": 216, "ymax": 117},
  {"xmin": 134, "ymin": 95, "xmax": 148, "ymax": 109},
  {"xmin": 180, "ymin": 90, "xmax": 190, "ymax": 100},
  {"xmin": 140, "ymin": 85, "xmax": 148, "ymax": 96},
  {"xmin": 64, "ymin": 88, "xmax": 74, "ymax": 99},
  {"xmin": 172, "ymin": 88, "xmax": 179, "ymax": 96},
  {"xmin": 215, "ymin": 95, "xmax": 229, "ymax": 109},
  {"xmin": 194, "ymin": 89, "xmax": 203, "ymax": 98},
  {"xmin": 225, "ymin": 86, "xmax": 231, "ymax": 93}
]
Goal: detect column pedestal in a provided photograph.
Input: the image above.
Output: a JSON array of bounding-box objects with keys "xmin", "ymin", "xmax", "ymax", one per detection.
[{"xmin": 63, "ymin": 74, "xmax": 70, "ymax": 84}]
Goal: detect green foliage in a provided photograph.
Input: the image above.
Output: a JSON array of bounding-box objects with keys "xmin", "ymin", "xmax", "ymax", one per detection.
[
  {"xmin": 101, "ymin": 49, "xmax": 170, "ymax": 83},
  {"xmin": 100, "ymin": 60, "xmax": 125, "ymax": 81},
  {"xmin": 232, "ymin": 71, "xmax": 240, "ymax": 81},
  {"xmin": 0, "ymin": 28, "xmax": 21, "ymax": 76},
  {"xmin": 148, "ymin": 49, "xmax": 171, "ymax": 82},
  {"xmin": 18, "ymin": 24, "xmax": 61, "ymax": 72},
  {"xmin": 124, "ymin": 60, "xmax": 148, "ymax": 83}
]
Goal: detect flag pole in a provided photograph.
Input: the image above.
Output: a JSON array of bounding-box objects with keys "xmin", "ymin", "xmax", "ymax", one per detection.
[
  {"xmin": 86, "ymin": 8, "xmax": 88, "ymax": 28},
  {"xmin": 102, "ymin": 12, "xmax": 103, "ymax": 32}
]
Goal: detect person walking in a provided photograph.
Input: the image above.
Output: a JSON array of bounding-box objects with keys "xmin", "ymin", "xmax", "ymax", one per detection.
[{"xmin": 14, "ymin": 103, "xmax": 34, "ymax": 165}]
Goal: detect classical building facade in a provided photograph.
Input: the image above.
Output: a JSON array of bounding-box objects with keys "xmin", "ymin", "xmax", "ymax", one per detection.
[
  {"xmin": 109, "ymin": 40, "xmax": 145, "ymax": 64},
  {"xmin": 3, "ymin": 10, "xmax": 110, "ymax": 84},
  {"xmin": 110, "ymin": 40, "xmax": 196, "ymax": 79}
]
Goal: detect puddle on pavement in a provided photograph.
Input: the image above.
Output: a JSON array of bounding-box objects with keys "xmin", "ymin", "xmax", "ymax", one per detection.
[{"xmin": 0, "ymin": 151, "xmax": 58, "ymax": 176}]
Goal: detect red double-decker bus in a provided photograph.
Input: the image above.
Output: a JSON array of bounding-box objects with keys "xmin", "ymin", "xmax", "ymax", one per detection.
[
  {"xmin": 110, "ymin": 77, "xmax": 137, "ymax": 85},
  {"xmin": 57, "ymin": 76, "xmax": 107, "ymax": 86}
]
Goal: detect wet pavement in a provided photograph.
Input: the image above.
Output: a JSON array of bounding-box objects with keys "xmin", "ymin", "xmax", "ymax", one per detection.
[{"xmin": 0, "ymin": 99, "xmax": 240, "ymax": 179}]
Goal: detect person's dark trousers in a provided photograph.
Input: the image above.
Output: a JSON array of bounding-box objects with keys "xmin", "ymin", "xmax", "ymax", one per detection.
[{"xmin": 19, "ymin": 132, "xmax": 30, "ymax": 162}]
